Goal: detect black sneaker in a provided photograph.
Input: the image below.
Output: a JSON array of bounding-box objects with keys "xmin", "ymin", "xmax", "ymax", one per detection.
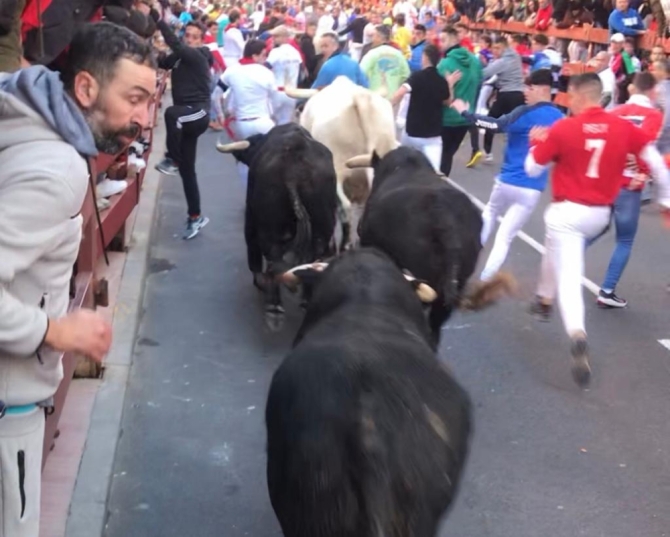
[
  {"xmin": 596, "ymin": 290, "xmax": 627, "ymax": 308},
  {"xmin": 183, "ymin": 215, "xmax": 209, "ymax": 240},
  {"xmin": 155, "ymin": 158, "xmax": 179, "ymax": 176},
  {"xmin": 529, "ymin": 296, "xmax": 552, "ymax": 322},
  {"xmin": 570, "ymin": 337, "xmax": 591, "ymax": 388}
]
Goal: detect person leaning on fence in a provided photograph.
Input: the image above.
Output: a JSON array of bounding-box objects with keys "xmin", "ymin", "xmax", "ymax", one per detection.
[{"xmin": 0, "ymin": 21, "xmax": 156, "ymax": 537}]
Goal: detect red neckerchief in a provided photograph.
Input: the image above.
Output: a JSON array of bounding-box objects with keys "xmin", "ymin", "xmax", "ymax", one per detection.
[
  {"xmin": 239, "ymin": 57, "xmax": 256, "ymax": 65},
  {"xmin": 225, "ymin": 23, "xmax": 238, "ymax": 33}
]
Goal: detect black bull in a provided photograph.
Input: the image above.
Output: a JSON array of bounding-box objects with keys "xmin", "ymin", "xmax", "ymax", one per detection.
[
  {"xmin": 266, "ymin": 248, "xmax": 472, "ymax": 537},
  {"xmin": 356, "ymin": 147, "xmax": 516, "ymax": 342},
  {"xmin": 217, "ymin": 124, "xmax": 338, "ymax": 326}
]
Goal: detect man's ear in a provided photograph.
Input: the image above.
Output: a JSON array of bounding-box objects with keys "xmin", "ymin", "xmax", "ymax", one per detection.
[{"xmin": 71, "ymin": 71, "xmax": 100, "ymax": 110}]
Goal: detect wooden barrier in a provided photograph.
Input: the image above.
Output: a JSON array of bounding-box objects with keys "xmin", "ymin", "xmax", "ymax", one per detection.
[
  {"xmin": 468, "ymin": 20, "xmax": 670, "ymax": 52},
  {"xmin": 42, "ymin": 72, "xmax": 167, "ymax": 466}
]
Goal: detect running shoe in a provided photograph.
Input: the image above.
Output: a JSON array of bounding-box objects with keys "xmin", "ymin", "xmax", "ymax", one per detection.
[
  {"xmin": 466, "ymin": 150, "xmax": 482, "ymax": 168},
  {"xmin": 183, "ymin": 215, "xmax": 209, "ymax": 240},
  {"xmin": 528, "ymin": 296, "xmax": 552, "ymax": 322},
  {"xmin": 155, "ymin": 158, "xmax": 179, "ymax": 176},
  {"xmin": 484, "ymin": 153, "xmax": 494, "ymax": 163},
  {"xmin": 570, "ymin": 337, "xmax": 591, "ymax": 388},
  {"xmin": 596, "ymin": 290, "xmax": 627, "ymax": 308}
]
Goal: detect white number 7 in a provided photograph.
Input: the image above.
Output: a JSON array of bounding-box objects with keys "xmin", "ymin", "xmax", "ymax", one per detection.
[{"xmin": 584, "ymin": 138, "xmax": 605, "ymax": 179}]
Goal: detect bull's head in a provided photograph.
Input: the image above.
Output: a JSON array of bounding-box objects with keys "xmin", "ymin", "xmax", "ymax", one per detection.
[{"xmin": 279, "ymin": 261, "xmax": 437, "ymax": 303}]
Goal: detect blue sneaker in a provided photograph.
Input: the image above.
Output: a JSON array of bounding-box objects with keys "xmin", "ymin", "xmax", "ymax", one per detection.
[
  {"xmin": 183, "ymin": 215, "xmax": 209, "ymax": 240},
  {"xmin": 155, "ymin": 158, "xmax": 178, "ymax": 176}
]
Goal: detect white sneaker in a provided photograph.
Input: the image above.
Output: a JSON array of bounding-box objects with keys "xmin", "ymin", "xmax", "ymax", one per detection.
[
  {"xmin": 484, "ymin": 153, "xmax": 493, "ymax": 163},
  {"xmin": 96, "ymin": 178, "xmax": 128, "ymax": 199}
]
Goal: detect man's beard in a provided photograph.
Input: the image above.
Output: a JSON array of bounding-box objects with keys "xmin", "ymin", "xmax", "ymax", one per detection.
[{"xmin": 85, "ymin": 101, "xmax": 140, "ymax": 154}]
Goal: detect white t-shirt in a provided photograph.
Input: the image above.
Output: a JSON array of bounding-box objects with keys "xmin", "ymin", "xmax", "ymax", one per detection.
[
  {"xmin": 223, "ymin": 27, "xmax": 245, "ymax": 63},
  {"xmin": 251, "ymin": 10, "xmax": 265, "ymax": 30},
  {"xmin": 392, "ymin": 0, "xmax": 417, "ymax": 28},
  {"xmin": 221, "ymin": 63, "xmax": 276, "ymax": 119},
  {"xmin": 267, "ymin": 43, "xmax": 303, "ymax": 88},
  {"xmin": 363, "ymin": 22, "xmax": 376, "ymax": 45}
]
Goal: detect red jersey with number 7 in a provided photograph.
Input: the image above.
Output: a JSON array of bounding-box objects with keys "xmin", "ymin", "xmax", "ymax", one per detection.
[{"xmin": 531, "ymin": 106, "xmax": 653, "ymax": 206}]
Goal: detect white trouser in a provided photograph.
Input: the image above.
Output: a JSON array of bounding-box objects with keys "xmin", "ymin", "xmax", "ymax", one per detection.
[
  {"xmin": 476, "ymin": 83, "xmax": 495, "ymax": 115},
  {"xmin": 233, "ymin": 116, "xmax": 275, "ymax": 188},
  {"xmin": 536, "ymin": 201, "xmax": 611, "ymax": 336},
  {"xmin": 480, "ymin": 179, "xmax": 542, "ymax": 281},
  {"xmin": 0, "ymin": 409, "xmax": 45, "ymax": 537},
  {"xmin": 349, "ymin": 42, "xmax": 363, "ymax": 63},
  {"xmin": 271, "ymin": 94, "xmax": 297, "ymax": 126},
  {"xmin": 400, "ymin": 132, "xmax": 442, "ymax": 172},
  {"xmin": 395, "ymin": 93, "xmax": 411, "ymax": 133}
]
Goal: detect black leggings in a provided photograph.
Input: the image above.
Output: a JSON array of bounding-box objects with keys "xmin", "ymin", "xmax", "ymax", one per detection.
[
  {"xmin": 164, "ymin": 104, "xmax": 210, "ymax": 217},
  {"xmin": 483, "ymin": 91, "xmax": 525, "ymax": 154}
]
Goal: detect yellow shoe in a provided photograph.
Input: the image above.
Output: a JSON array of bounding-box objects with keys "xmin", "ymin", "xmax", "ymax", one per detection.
[{"xmin": 466, "ymin": 150, "xmax": 482, "ymax": 168}]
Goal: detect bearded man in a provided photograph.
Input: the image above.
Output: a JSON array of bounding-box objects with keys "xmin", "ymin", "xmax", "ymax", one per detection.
[{"xmin": 0, "ymin": 21, "xmax": 156, "ymax": 537}]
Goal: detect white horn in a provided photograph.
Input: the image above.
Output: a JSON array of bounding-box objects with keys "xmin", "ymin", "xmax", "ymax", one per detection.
[
  {"xmin": 279, "ymin": 262, "xmax": 329, "ymax": 284},
  {"xmin": 283, "ymin": 87, "xmax": 319, "ymax": 99},
  {"xmin": 216, "ymin": 140, "xmax": 250, "ymax": 153},
  {"xmin": 345, "ymin": 154, "xmax": 372, "ymax": 169},
  {"xmin": 403, "ymin": 274, "xmax": 438, "ymax": 303}
]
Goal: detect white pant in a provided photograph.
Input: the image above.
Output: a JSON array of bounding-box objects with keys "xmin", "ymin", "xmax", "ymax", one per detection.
[
  {"xmin": 480, "ymin": 179, "xmax": 541, "ymax": 281},
  {"xmin": 536, "ymin": 201, "xmax": 611, "ymax": 336},
  {"xmin": 400, "ymin": 132, "xmax": 442, "ymax": 172},
  {"xmin": 476, "ymin": 83, "xmax": 495, "ymax": 115},
  {"xmin": 0, "ymin": 409, "xmax": 45, "ymax": 537},
  {"xmin": 349, "ymin": 42, "xmax": 363, "ymax": 63},
  {"xmin": 233, "ymin": 116, "xmax": 275, "ymax": 140},
  {"xmin": 271, "ymin": 94, "xmax": 297, "ymax": 126},
  {"xmin": 233, "ymin": 116, "xmax": 275, "ymax": 188}
]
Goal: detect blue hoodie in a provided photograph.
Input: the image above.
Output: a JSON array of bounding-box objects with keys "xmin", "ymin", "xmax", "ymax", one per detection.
[
  {"xmin": 0, "ymin": 66, "xmax": 97, "ymax": 157},
  {"xmin": 608, "ymin": 8, "xmax": 644, "ymax": 36},
  {"xmin": 461, "ymin": 101, "xmax": 563, "ymax": 191}
]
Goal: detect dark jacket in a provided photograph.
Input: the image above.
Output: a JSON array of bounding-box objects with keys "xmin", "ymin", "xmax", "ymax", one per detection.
[
  {"xmin": 157, "ymin": 19, "xmax": 212, "ymax": 109},
  {"xmin": 338, "ymin": 15, "xmax": 367, "ymax": 44}
]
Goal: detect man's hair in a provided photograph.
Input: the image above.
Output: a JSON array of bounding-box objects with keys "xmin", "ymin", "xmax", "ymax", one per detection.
[
  {"xmin": 320, "ymin": 31, "xmax": 339, "ymax": 44},
  {"xmin": 375, "ymin": 24, "xmax": 391, "ymax": 41},
  {"xmin": 414, "ymin": 23, "xmax": 426, "ymax": 33},
  {"xmin": 568, "ymin": 72, "xmax": 603, "ymax": 96},
  {"xmin": 61, "ymin": 22, "xmax": 155, "ymax": 92},
  {"xmin": 455, "ymin": 22, "xmax": 468, "ymax": 30},
  {"xmin": 480, "ymin": 35, "xmax": 492, "ymax": 46},
  {"xmin": 440, "ymin": 25, "xmax": 458, "ymax": 38},
  {"xmin": 494, "ymin": 35, "xmax": 508, "ymax": 46},
  {"xmin": 243, "ymin": 38, "xmax": 266, "ymax": 58},
  {"xmin": 185, "ymin": 21, "xmax": 205, "ymax": 36},
  {"xmin": 633, "ymin": 71, "xmax": 657, "ymax": 92},
  {"xmin": 533, "ymin": 33, "xmax": 548, "ymax": 46},
  {"xmin": 395, "ymin": 13, "xmax": 406, "ymax": 25},
  {"xmin": 653, "ymin": 59, "xmax": 670, "ymax": 75},
  {"xmin": 229, "ymin": 8, "xmax": 241, "ymax": 23},
  {"xmin": 423, "ymin": 43, "xmax": 441, "ymax": 66},
  {"xmin": 525, "ymin": 68, "xmax": 553, "ymax": 87}
]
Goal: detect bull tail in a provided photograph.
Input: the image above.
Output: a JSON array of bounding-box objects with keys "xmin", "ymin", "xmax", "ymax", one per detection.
[
  {"xmin": 459, "ymin": 271, "xmax": 518, "ymax": 311},
  {"xmin": 287, "ymin": 182, "xmax": 312, "ymax": 264}
]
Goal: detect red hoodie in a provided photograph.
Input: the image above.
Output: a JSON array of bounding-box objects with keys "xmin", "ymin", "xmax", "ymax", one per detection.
[{"xmin": 460, "ymin": 37, "xmax": 474, "ymax": 53}]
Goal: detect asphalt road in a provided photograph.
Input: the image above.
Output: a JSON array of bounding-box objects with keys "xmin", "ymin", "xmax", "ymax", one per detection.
[{"xmin": 104, "ymin": 128, "xmax": 670, "ymax": 537}]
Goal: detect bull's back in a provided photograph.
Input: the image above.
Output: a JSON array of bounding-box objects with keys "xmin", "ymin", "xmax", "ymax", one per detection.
[{"xmin": 266, "ymin": 312, "xmax": 472, "ymax": 537}]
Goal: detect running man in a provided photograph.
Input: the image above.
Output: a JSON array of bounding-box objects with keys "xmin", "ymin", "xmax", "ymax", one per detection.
[
  {"xmin": 451, "ymin": 69, "xmax": 563, "ymax": 281},
  {"xmin": 525, "ymin": 73, "xmax": 670, "ymax": 388},
  {"xmin": 588, "ymin": 72, "xmax": 664, "ymax": 308}
]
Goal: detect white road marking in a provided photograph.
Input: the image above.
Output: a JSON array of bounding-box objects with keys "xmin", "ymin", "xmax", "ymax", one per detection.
[
  {"xmin": 444, "ymin": 177, "xmax": 601, "ymax": 297},
  {"xmin": 658, "ymin": 339, "xmax": 670, "ymax": 351}
]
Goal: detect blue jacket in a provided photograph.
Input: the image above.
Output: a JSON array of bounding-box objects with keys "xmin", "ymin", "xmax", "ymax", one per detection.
[
  {"xmin": 312, "ymin": 52, "xmax": 369, "ymax": 88},
  {"xmin": 409, "ymin": 40, "xmax": 426, "ymax": 72},
  {"xmin": 608, "ymin": 8, "xmax": 644, "ymax": 36},
  {"xmin": 461, "ymin": 102, "xmax": 563, "ymax": 191}
]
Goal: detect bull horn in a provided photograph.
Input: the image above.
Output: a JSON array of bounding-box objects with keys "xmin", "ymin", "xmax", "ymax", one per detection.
[
  {"xmin": 345, "ymin": 154, "xmax": 372, "ymax": 169},
  {"xmin": 279, "ymin": 262, "xmax": 329, "ymax": 285},
  {"xmin": 403, "ymin": 274, "xmax": 438, "ymax": 303},
  {"xmin": 216, "ymin": 140, "xmax": 250, "ymax": 153},
  {"xmin": 283, "ymin": 87, "xmax": 319, "ymax": 99}
]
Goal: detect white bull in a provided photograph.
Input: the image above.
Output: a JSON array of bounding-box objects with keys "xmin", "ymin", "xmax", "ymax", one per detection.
[{"xmin": 285, "ymin": 76, "xmax": 398, "ymax": 247}]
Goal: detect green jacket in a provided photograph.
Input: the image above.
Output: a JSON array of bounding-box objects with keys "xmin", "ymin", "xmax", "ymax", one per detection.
[{"xmin": 437, "ymin": 45, "xmax": 483, "ymax": 127}]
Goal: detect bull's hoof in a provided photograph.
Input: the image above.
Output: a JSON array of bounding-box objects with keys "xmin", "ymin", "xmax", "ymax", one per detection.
[{"xmin": 265, "ymin": 305, "xmax": 286, "ymax": 332}]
